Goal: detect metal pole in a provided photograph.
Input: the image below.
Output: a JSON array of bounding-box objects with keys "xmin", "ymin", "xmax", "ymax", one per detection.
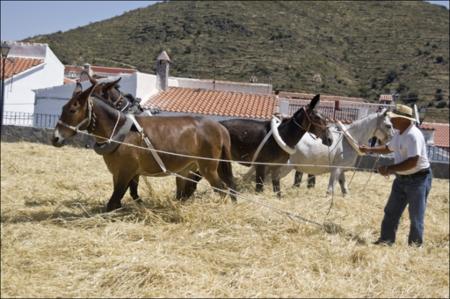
[{"xmin": 1, "ymin": 56, "xmax": 5, "ymax": 131}]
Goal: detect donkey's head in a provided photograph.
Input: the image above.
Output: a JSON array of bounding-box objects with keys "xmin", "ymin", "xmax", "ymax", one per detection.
[
  {"xmin": 52, "ymin": 83, "xmax": 97, "ymax": 147},
  {"xmin": 292, "ymin": 94, "xmax": 332, "ymax": 146}
]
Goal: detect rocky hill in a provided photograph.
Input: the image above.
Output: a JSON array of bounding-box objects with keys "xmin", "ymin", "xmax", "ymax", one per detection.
[{"xmin": 27, "ymin": 1, "xmax": 449, "ymax": 121}]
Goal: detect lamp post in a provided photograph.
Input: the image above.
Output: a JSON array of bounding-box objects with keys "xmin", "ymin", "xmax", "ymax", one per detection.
[{"xmin": 1, "ymin": 41, "xmax": 11, "ymax": 131}]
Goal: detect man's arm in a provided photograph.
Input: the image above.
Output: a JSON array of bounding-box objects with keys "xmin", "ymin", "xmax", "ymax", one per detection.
[
  {"xmin": 378, "ymin": 156, "xmax": 419, "ymax": 176},
  {"xmin": 359, "ymin": 144, "xmax": 393, "ymax": 155}
]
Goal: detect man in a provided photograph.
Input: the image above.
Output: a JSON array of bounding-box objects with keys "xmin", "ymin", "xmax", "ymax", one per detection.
[{"xmin": 359, "ymin": 104, "xmax": 432, "ymax": 247}]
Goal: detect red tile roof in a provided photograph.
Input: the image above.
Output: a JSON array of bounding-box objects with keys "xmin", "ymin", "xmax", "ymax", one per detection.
[
  {"xmin": 279, "ymin": 91, "xmax": 367, "ymax": 103},
  {"xmin": 143, "ymin": 87, "xmax": 276, "ymax": 119},
  {"xmin": 379, "ymin": 94, "xmax": 393, "ymax": 102},
  {"xmin": 64, "ymin": 77, "xmax": 77, "ymax": 84},
  {"xmin": 421, "ymin": 122, "xmax": 449, "ymax": 148},
  {"xmin": 1, "ymin": 57, "xmax": 44, "ymax": 79},
  {"xmin": 64, "ymin": 65, "xmax": 136, "ymax": 77}
]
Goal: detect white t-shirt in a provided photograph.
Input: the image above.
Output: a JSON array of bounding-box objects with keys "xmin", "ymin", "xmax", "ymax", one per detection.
[{"xmin": 387, "ymin": 123, "xmax": 430, "ymax": 175}]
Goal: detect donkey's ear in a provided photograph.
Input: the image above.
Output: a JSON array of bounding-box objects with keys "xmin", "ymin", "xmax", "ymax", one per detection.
[
  {"xmin": 72, "ymin": 82, "xmax": 83, "ymax": 97},
  {"xmin": 308, "ymin": 94, "xmax": 320, "ymax": 110},
  {"xmin": 103, "ymin": 77, "xmax": 121, "ymax": 91}
]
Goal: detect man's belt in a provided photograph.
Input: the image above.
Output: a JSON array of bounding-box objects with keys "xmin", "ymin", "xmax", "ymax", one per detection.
[{"xmin": 397, "ymin": 168, "xmax": 431, "ymax": 178}]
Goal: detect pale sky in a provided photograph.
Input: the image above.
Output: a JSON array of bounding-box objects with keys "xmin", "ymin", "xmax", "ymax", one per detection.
[{"xmin": 1, "ymin": 1, "xmax": 449, "ymax": 42}]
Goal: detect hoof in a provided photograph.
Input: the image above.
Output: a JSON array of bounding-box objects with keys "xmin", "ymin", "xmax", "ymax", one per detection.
[
  {"xmin": 134, "ymin": 198, "xmax": 143, "ymax": 204},
  {"xmin": 106, "ymin": 202, "xmax": 122, "ymax": 212}
]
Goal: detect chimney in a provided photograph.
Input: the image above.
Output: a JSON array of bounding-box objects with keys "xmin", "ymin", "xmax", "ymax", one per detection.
[
  {"xmin": 83, "ymin": 63, "xmax": 93, "ymax": 77},
  {"xmin": 156, "ymin": 50, "xmax": 171, "ymax": 91}
]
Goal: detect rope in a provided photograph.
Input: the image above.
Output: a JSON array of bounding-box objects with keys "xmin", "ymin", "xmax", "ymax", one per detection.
[
  {"xmin": 174, "ymin": 171, "xmax": 325, "ymax": 228},
  {"xmin": 58, "ymin": 122, "xmax": 378, "ymax": 172}
]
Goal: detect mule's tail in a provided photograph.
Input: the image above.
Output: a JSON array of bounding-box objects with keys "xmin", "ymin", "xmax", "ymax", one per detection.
[{"xmin": 218, "ymin": 144, "xmax": 237, "ymax": 202}]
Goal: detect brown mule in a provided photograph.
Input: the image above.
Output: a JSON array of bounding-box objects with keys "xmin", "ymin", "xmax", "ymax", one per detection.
[{"xmin": 52, "ymin": 83, "xmax": 236, "ymax": 212}]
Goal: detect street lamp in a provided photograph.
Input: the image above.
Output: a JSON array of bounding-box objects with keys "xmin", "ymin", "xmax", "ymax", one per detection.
[{"xmin": 1, "ymin": 41, "xmax": 11, "ymax": 131}]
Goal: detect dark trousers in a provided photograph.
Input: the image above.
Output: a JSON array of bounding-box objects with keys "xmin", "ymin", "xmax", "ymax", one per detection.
[{"xmin": 380, "ymin": 171, "xmax": 432, "ymax": 245}]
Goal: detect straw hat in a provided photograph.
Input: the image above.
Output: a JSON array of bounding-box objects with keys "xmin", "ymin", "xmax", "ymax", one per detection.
[{"xmin": 387, "ymin": 104, "xmax": 416, "ymax": 121}]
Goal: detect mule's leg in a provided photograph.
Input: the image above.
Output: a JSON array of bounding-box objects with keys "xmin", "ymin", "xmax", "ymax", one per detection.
[
  {"xmin": 106, "ymin": 174, "xmax": 133, "ymax": 212},
  {"xmin": 218, "ymin": 162, "xmax": 237, "ymax": 202},
  {"xmin": 270, "ymin": 166, "xmax": 282, "ymax": 198},
  {"xmin": 307, "ymin": 174, "xmax": 316, "ymax": 189},
  {"xmin": 129, "ymin": 175, "xmax": 143, "ymax": 203},
  {"xmin": 338, "ymin": 171, "xmax": 349, "ymax": 196},
  {"xmin": 198, "ymin": 161, "xmax": 228, "ymax": 198},
  {"xmin": 327, "ymin": 169, "xmax": 340, "ymax": 196},
  {"xmin": 176, "ymin": 170, "xmax": 202, "ymax": 200},
  {"xmin": 293, "ymin": 171, "xmax": 303, "ymax": 187},
  {"xmin": 255, "ymin": 165, "xmax": 265, "ymax": 193}
]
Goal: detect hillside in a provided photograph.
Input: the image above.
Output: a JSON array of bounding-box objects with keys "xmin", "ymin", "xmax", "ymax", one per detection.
[{"xmin": 27, "ymin": 1, "xmax": 449, "ymax": 121}]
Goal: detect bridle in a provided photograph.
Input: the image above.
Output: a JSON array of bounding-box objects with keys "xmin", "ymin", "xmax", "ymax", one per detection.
[
  {"xmin": 112, "ymin": 92, "xmax": 130, "ymax": 112},
  {"xmin": 292, "ymin": 107, "xmax": 329, "ymax": 139},
  {"xmin": 57, "ymin": 96, "xmax": 96, "ymax": 132}
]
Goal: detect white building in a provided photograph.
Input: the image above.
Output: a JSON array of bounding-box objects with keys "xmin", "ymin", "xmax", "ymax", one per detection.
[
  {"xmin": 33, "ymin": 71, "xmax": 157, "ymax": 127},
  {"xmin": 33, "ymin": 51, "xmax": 273, "ymax": 127},
  {"xmin": 2, "ymin": 42, "xmax": 64, "ymax": 125}
]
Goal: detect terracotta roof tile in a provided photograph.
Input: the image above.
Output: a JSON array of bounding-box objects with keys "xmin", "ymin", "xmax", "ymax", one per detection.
[
  {"xmin": 1, "ymin": 57, "xmax": 44, "ymax": 79},
  {"xmin": 143, "ymin": 87, "xmax": 276, "ymax": 119},
  {"xmin": 379, "ymin": 94, "xmax": 393, "ymax": 102},
  {"xmin": 421, "ymin": 122, "xmax": 449, "ymax": 148}
]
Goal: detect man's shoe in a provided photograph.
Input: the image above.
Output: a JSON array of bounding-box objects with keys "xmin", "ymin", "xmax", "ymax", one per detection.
[{"xmin": 373, "ymin": 239, "xmax": 394, "ymax": 246}]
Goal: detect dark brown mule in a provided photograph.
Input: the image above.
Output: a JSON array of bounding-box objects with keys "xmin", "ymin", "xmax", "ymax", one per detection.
[
  {"xmin": 52, "ymin": 83, "xmax": 236, "ymax": 212},
  {"xmin": 221, "ymin": 95, "xmax": 331, "ymax": 196},
  {"xmin": 180, "ymin": 95, "xmax": 331, "ymax": 197}
]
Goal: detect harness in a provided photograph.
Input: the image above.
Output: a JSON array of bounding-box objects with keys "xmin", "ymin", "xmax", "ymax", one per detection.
[
  {"xmin": 58, "ymin": 96, "xmax": 167, "ymax": 172},
  {"xmin": 335, "ymin": 121, "xmax": 364, "ymax": 156},
  {"xmin": 128, "ymin": 114, "xmax": 167, "ymax": 173},
  {"xmin": 251, "ymin": 107, "xmax": 320, "ymax": 162}
]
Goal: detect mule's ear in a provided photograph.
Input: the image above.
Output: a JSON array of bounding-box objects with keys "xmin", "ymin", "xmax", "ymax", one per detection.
[
  {"xmin": 308, "ymin": 94, "xmax": 320, "ymax": 110},
  {"xmin": 77, "ymin": 83, "xmax": 97, "ymax": 104},
  {"xmin": 103, "ymin": 77, "xmax": 121, "ymax": 92},
  {"xmin": 72, "ymin": 82, "xmax": 83, "ymax": 97}
]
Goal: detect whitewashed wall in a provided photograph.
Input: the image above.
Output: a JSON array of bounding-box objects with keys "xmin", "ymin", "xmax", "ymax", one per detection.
[{"xmin": 4, "ymin": 44, "xmax": 64, "ymax": 115}]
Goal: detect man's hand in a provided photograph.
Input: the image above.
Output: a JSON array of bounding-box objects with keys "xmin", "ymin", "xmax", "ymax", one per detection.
[
  {"xmin": 359, "ymin": 144, "xmax": 371, "ymax": 153},
  {"xmin": 377, "ymin": 165, "xmax": 391, "ymax": 176}
]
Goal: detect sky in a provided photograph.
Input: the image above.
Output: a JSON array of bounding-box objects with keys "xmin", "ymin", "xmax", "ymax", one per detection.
[
  {"xmin": 1, "ymin": 0, "xmax": 449, "ymax": 41},
  {"xmin": 1, "ymin": 1, "xmax": 159, "ymax": 41}
]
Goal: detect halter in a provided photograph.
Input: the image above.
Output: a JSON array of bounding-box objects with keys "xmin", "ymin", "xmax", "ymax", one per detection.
[
  {"xmin": 292, "ymin": 107, "xmax": 329, "ymax": 140},
  {"xmin": 110, "ymin": 92, "xmax": 132, "ymax": 112},
  {"xmin": 57, "ymin": 96, "xmax": 95, "ymax": 132}
]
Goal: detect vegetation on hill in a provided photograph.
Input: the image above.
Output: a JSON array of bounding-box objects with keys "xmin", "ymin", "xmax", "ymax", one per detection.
[{"xmin": 27, "ymin": 1, "xmax": 449, "ymax": 121}]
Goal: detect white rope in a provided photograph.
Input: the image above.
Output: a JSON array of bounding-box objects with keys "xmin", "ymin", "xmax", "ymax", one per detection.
[
  {"xmin": 108, "ymin": 110, "xmax": 121, "ymax": 143},
  {"xmin": 58, "ymin": 122, "xmax": 379, "ymax": 172}
]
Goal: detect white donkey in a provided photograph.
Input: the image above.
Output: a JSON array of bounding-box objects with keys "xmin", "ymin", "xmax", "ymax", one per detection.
[{"xmin": 244, "ymin": 109, "xmax": 393, "ymax": 195}]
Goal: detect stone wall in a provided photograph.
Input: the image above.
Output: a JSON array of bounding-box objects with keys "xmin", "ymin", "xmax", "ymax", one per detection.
[{"xmin": 1, "ymin": 125, "xmax": 94, "ymax": 148}]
